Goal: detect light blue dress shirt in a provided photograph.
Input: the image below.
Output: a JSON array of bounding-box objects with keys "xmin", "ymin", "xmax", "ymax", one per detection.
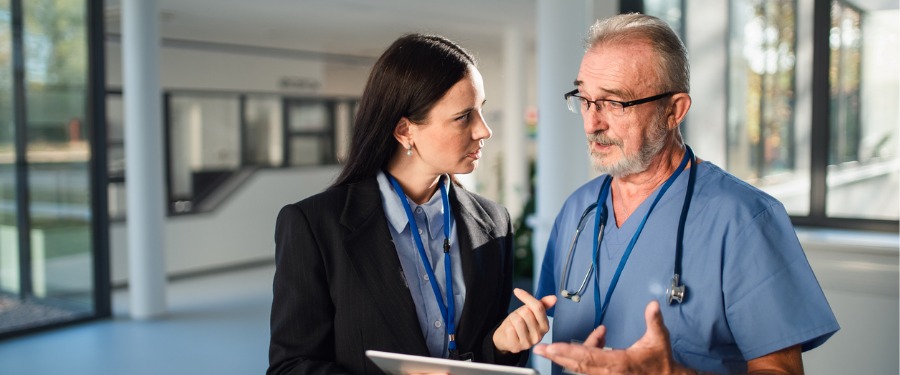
[
  {"xmin": 376, "ymin": 171, "xmax": 466, "ymax": 358},
  {"xmin": 536, "ymin": 162, "xmax": 839, "ymax": 374}
]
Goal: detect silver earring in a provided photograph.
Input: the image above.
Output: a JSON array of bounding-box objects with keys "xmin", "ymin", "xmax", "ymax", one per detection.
[{"xmin": 406, "ymin": 145, "xmax": 412, "ymax": 157}]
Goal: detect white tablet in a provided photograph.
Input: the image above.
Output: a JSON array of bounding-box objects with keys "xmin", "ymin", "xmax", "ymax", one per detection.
[{"xmin": 366, "ymin": 350, "xmax": 539, "ymax": 375}]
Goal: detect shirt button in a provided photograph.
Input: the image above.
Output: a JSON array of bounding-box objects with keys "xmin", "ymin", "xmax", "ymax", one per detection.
[
  {"xmin": 423, "ymin": 274, "xmax": 429, "ymax": 281},
  {"xmin": 416, "ymin": 207, "xmax": 424, "ymax": 213},
  {"xmin": 418, "ymin": 229, "xmax": 424, "ymax": 235},
  {"xmin": 434, "ymin": 320, "xmax": 442, "ymax": 328}
]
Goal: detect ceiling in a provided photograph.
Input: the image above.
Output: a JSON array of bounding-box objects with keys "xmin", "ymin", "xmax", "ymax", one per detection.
[
  {"xmin": 103, "ymin": 0, "xmax": 899, "ymax": 63},
  {"xmin": 104, "ymin": 0, "xmax": 537, "ymax": 60}
]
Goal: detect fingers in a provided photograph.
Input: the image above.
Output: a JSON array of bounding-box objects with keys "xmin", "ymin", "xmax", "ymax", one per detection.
[
  {"xmin": 631, "ymin": 299, "xmax": 673, "ymax": 360},
  {"xmin": 643, "ymin": 300, "xmax": 669, "ymax": 342},
  {"xmin": 493, "ymin": 314, "xmax": 529, "ymax": 353},
  {"xmin": 493, "ymin": 289, "xmax": 554, "ymax": 353},
  {"xmin": 582, "ymin": 325, "xmax": 607, "ymax": 348},
  {"xmin": 541, "ymin": 294, "xmax": 558, "ymax": 310},
  {"xmin": 512, "ymin": 288, "xmax": 552, "ymax": 334},
  {"xmin": 533, "ymin": 343, "xmax": 600, "ymax": 373}
]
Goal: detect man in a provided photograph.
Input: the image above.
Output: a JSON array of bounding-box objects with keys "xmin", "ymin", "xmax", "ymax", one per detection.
[{"xmin": 533, "ymin": 13, "xmax": 839, "ymax": 375}]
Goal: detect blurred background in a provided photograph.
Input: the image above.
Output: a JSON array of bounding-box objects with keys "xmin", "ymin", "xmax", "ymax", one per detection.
[{"xmin": 0, "ymin": 0, "xmax": 897, "ymax": 374}]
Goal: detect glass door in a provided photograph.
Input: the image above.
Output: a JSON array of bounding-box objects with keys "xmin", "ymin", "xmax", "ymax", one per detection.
[{"xmin": 0, "ymin": 0, "xmax": 108, "ymax": 337}]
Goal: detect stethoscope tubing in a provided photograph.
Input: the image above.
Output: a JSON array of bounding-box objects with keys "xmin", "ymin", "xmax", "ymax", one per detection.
[{"xmin": 559, "ymin": 146, "xmax": 697, "ymax": 321}]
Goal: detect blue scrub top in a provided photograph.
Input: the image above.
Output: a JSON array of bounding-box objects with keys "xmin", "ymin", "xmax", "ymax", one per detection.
[{"xmin": 537, "ymin": 161, "xmax": 839, "ymax": 375}]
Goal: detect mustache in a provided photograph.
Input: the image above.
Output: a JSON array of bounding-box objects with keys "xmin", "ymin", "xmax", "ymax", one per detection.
[{"xmin": 587, "ymin": 132, "xmax": 623, "ymax": 147}]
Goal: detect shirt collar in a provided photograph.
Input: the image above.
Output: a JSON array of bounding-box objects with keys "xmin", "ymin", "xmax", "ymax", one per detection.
[{"xmin": 377, "ymin": 171, "xmax": 450, "ymax": 239}]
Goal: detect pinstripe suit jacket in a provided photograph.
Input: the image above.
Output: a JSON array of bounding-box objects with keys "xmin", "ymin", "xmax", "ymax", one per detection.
[{"xmin": 267, "ymin": 177, "xmax": 524, "ymax": 375}]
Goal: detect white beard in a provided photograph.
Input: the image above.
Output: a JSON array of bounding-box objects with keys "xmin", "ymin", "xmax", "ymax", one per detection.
[{"xmin": 588, "ymin": 113, "xmax": 669, "ymax": 178}]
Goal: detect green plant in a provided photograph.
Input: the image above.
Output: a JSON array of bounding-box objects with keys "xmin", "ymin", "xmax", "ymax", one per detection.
[{"xmin": 512, "ymin": 160, "xmax": 536, "ymax": 279}]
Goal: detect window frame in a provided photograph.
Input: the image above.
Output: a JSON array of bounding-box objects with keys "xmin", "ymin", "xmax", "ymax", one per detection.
[
  {"xmin": 795, "ymin": 0, "xmax": 896, "ymax": 232},
  {"xmin": 722, "ymin": 0, "xmax": 897, "ymax": 232}
]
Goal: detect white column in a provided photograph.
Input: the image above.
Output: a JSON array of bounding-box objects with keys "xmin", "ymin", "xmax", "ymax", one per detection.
[
  {"xmin": 532, "ymin": 1, "xmax": 596, "ymax": 373},
  {"xmin": 122, "ymin": 0, "xmax": 167, "ymax": 319},
  {"xmin": 502, "ymin": 26, "xmax": 527, "ymax": 221},
  {"xmin": 685, "ymin": 0, "xmax": 729, "ymax": 164},
  {"xmin": 533, "ymin": 0, "xmax": 593, "ymax": 279}
]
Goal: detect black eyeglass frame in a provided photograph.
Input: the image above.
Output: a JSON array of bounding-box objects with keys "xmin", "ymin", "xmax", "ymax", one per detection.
[{"xmin": 564, "ymin": 89, "xmax": 676, "ymax": 113}]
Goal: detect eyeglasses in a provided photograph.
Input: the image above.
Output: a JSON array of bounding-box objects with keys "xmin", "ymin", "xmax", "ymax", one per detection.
[{"xmin": 564, "ymin": 89, "xmax": 675, "ymax": 116}]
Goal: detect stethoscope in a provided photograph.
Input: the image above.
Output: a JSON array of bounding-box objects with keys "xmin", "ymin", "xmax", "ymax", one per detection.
[{"xmin": 559, "ymin": 146, "xmax": 696, "ymax": 326}]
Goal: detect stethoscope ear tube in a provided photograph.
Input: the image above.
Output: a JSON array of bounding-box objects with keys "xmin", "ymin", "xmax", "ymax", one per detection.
[
  {"xmin": 559, "ymin": 201, "xmax": 600, "ymax": 302},
  {"xmin": 668, "ymin": 146, "xmax": 696, "ymax": 305}
]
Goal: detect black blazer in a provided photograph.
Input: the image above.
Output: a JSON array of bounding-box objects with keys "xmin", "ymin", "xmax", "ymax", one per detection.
[{"xmin": 268, "ymin": 177, "xmax": 523, "ymax": 375}]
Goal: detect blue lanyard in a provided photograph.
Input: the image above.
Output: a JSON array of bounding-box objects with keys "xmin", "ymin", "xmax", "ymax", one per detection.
[
  {"xmin": 385, "ymin": 173, "xmax": 458, "ymax": 353},
  {"xmin": 592, "ymin": 149, "xmax": 693, "ymax": 326}
]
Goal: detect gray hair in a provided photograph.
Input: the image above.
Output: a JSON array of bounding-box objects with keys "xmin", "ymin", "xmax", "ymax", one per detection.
[{"xmin": 586, "ymin": 13, "xmax": 690, "ymax": 93}]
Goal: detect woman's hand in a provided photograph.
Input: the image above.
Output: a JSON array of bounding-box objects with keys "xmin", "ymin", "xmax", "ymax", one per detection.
[{"xmin": 492, "ymin": 288, "xmax": 557, "ymax": 354}]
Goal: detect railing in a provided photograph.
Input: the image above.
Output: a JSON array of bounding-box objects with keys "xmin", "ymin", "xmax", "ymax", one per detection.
[{"xmin": 106, "ymin": 89, "xmax": 358, "ymax": 220}]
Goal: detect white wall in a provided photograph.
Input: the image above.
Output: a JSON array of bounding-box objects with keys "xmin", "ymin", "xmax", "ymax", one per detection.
[
  {"xmin": 109, "ymin": 166, "xmax": 340, "ymax": 284},
  {"xmin": 106, "ymin": 41, "xmax": 370, "ymax": 96},
  {"xmin": 799, "ymin": 229, "xmax": 899, "ymax": 375}
]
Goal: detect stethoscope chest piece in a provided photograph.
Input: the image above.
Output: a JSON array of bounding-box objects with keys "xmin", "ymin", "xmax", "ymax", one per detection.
[{"xmin": 666, "ymin": 273, "xmax": 686, "ymax": 304}]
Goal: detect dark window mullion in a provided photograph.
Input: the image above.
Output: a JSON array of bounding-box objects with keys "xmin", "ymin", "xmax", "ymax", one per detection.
[
  {"xmin": 163, "ymin": 92, "xmax": 174, "ymax": 214},
  {"xmin": 327, "ymin": 100, "xmax": 337, "ymax": 164},
  {"xmin": 620, "ymin": 0, "xmax": 644, "ymax": 14},
  {"xmin": 808, "ymin": 0, "xmax": 831, "ymax": 220},
  {"xmin": 239, "ymin": 94, "xmax": 247, "ymax": 166},
  {"xmin": 11, "ymin": 0, "xmax": 34, "ymax": 301},
  {"xmin": 281, "ymin": 97, "xmax": 290, "ymax": 167},
  {"xmin": 86, "ymin": 0, "xmax": 110, "ymax": 318}
]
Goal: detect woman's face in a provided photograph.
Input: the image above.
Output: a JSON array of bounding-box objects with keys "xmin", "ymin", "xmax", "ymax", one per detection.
[{"xmin": 408, "ymin": 67, "xmax": 492, "ymax": 176}]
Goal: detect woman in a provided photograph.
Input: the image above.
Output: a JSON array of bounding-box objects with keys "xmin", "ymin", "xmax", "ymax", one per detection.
[{"xmin": 267, "ymin": 34, "xmax": 554, "ymax": 375}]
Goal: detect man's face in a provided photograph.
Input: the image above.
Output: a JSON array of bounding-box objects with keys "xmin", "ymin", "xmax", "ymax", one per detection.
[{"xmin": 574, "ymin": 42, "xmax": 669, "ymax": 177}]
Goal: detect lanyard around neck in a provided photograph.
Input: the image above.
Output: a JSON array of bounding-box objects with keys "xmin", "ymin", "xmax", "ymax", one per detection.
[
  {"xmin": 385, "ymin": 172, "xmax": 458, "ymax": 354},
  {"xmin": 592, "ymin": 148, "xmax": 693, "ymax": 326}
]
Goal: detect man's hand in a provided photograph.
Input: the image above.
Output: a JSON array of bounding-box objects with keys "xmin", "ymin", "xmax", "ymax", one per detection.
[
  {"xmin": 533, "ymin": 300, "xmax": 694, "ymax": 375},
  {"xmin": 492, "ymin": 288, "xmax": 557, "ymax": 354}
]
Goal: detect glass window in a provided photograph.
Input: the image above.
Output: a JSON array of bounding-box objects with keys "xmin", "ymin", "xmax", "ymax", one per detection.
[
  {"xmin": 168, "ymin": 93, "xmax": 240, "ymax": 209},
  {"xmin": 727, "ymin": 0, "xmax": 897, "ymax": 229},
  {"xmin": 728, "ymin": 0, "xmax": 808, "ymax": 215},
  {"xmin": 24, "ymin": 0, "xmax": 93, "ymax": 311},
  {"xmin": 117, "ymin": 92, "xmax": 355, "ymax": 216},
  {"xmin": 284, "ymin": 100, "xmax": 336, "ymax": 166},
  {"xmin": 0, "ymin": 0, "xmax": 98, "ymax": 336},
  {"xmin": 334, "ymin": 100, "xmax": 355, "ymax": 163},
  {"xmin": 288, "ymin": 101, "xmax": 329, "ymax": 132},
  {"xmin": 644, "ymin": 0, "xmax": 684, "ymax": 36},
  {"xmin": 244, "ymin": 95, "xmax": 282, "ymax": 167},
  {"xmin": 0, "ymin": 0, "xmax": 20, "ymax": 300},
  {"xmin": 289, "ymin": 136, "xmax": 327, "ymax": 166},
  {"xmin": 826, "ymin": 2, "xmax": 899, "ymax": 220},
  {"xmin": 106, "ymin": 93, "xmax": 125, "ymax": 219}
]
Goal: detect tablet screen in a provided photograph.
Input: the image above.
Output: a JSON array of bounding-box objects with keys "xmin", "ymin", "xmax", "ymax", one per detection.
[{"xmin": 366, "ymin": 350, "xmax": 539, "ymax": 375}]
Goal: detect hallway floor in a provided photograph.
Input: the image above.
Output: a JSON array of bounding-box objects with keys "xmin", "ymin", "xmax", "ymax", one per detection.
[{"xmin": 0, "ymin": 264, "xmax": 275, "ymax": 375}]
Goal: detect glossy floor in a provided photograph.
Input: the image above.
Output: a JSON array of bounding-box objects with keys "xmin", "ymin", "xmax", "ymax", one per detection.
[{"xmin": 0, "ymin": 264, "xmax": 274, "ymax": 375}]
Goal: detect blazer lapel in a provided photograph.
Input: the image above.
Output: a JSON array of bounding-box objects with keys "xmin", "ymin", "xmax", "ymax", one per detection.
[
  {"xmin": 340, "ymin": 179, "xmax": 430, "ymax": 356},
  {"xmin": 451, "ymin": 186, "xmax": 502, "ymax": 353}
]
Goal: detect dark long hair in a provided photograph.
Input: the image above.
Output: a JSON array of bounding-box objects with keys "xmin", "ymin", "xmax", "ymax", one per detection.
[{"xmin": 330, "ymin": 33, "xmax": 476, "ymax": 188}]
